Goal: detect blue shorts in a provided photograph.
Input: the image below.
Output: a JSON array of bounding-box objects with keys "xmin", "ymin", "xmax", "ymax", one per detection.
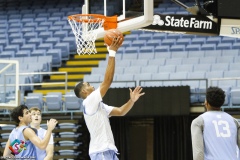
[{"xmin": 90, "ymin": 150, "xmax": 119, "ymax": 160}]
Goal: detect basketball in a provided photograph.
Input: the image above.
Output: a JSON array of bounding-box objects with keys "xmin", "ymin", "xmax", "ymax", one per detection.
[{"xmin": 104, "ymin": 29, "xmax": 124, "ymax": 46}]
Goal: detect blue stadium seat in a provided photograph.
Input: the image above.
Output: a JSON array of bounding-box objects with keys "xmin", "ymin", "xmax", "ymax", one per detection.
[
  {"xmin": 147, "ymin": 39, "xmax": 161, "ymax": 47},
  {"xmin": 232, "ymin": 42, "xmax": 240, "ymax": 49},
  {"xmin": 9, "ymin": 33, "xmax": 23, "ymax": 41},
  {"xmin": 222, "ymin": 49, "xmax": 239, "ymax": 56},
  {"xmin": 201, "ymin": 43, "xmax": 216, "ymax": 50},
  {"xmin": 4, "ymin": 44, "xmax": 19, "ymax": 53},
  {"xmin": 199, "ymin": 57, "xmax": 216, "ymax": 64},
  {"xmin": 229, "ymin": 63, "xmax": 240, "ymax": 70},
  {"xmin": 124, "ymin": 46, "xmax": 139, "ymax": 54},
  {"xmin": 46, "ymin": 49, "xmax": 62, "ymax": 67},
  {"xmin": 28, "ymin": 38, "xmax": 43, "ymax": 46},
  {"xmin": 204, "ymin": 50, "xmax": 221, "ymax": 57},
  {"xmin": 45, "ymin": 37, "xmax": 60, "ymax": 46},
  {"xmin": 221, "ymin": 36, "xmax": 236, "ymax": 44},
  {"xmin": 138, "ymin": 52, "xmax": 155, "ymax": 59},
  {"xmin": 138, "ymin": 33, "xmax": 153, "ymax": 40},
  {"xmin": 185, "ymin": 44, "xmax": 201, "ymax": 51},
  {"xmin": 139, "ymin": 46, "xmax": 154, "ymax": 53},
  {"xmin": 159, "ymin": 65, "xmax": 176, "ymax": 73},
  {"xmin": 21, "ymin": 27, "xmax": 35, "ymax": 34},
  {"xmin": 230, "ymin": 87, "xmax": 240, "ymax": 106},
  {"xmin": 165, "ymin": 58, "xmax": 182, "ymax": 65},
  {"xmin": 62, "ymin": 37, "xmax": 76, "ymax": 51},
  {"xmin": 31, "ymin": 50, "xmax": 46, "ymax": 57},
  {"xmin": 216, "ymin": 56, "xmax": 234, "ymax": 63},
  {"xmin": 15, "ymin": 50, "xmax": 30, "ymax": 57},
  {"xmin": 122, "ymin": 53, "xmax": 138, "ymax": 60},
  {"xmin": 54, "ymin": 42, "xmax": 70, "ymax": 60},
  {"xmin": 193, "ymin": 64, "xmax": 211, "ymax": 72},
  {"xmin": 21, "ymin": 18, "xmax": 35, "ymax": 25},
  {"xmin": 170, "ymin": 45, "xmax": 185, "ymax": 52},
  {"xmin": 23, "ymin": 22, "xmax": 38, "ymax": 28},
  {"xmin": 11, "ymin": 38, "xmax": 25, "ymax": 46},
  {"xmin": 0, "ymin": 51, "xmax": 14, "ymax": 58},
  {"xmin": 176, "ymin": 64, "xmax": 193, "ymax": 72},
  {"xmin": 38, "ymin": 31, "xmax": 53, "ymax": 40},
  {"xmin": 124, "ymin": 34, "xmax": 138, "ymax": 41},
  {"xmin": 130, "ymin": 59, "xmax": 148, "ymax": 67},
  {"xmin": 23, "ymin": 32, "xmax": 38, "ymax": 41},
  {"xmin": 161, "ymin": 39, "xmax": 176, "ymax": 46},
  {"xmin": 131, "ymin": 40, "xmax": 146, "ymax": 47},
  {"xmin": 211, "ymin": 63, "xmax": 229, "ymax": 71},
  {"xmin": 216, "ymin": 43, "xmax": 232, "ymax": 50},
  {"xmin": 171, "ymin": 51, "xmax": 188, "ymax": 58},
  {"xmin": 206, "ymin": 36, "xmax": 221, "ymax": 44},
  {"xmin": 21, "ymin": 44, "xmax": 36, "ymax": 52},
  {"xmin": 25, "ymin": 93, "xmax": 44, "ymax": 110},
  {"xmin": 148, "ymin": 59, "xmax": 166, "ymax": 66},
  {"xmin": 154, "ymin": 46, "xmax": 170, "ymax": 52},
  {"xmin": 224, "ymin": 70, "xmax": 240, "ymax": 78},
  {"xmin": 35, "ymin": 17, "xmax": 47, "ymax": 24},
  {"xmin": 182, "ymin": 57, "xmax": 199, "ymax": 64},
  {"xmin": 38, "ymin": 43, "xmax": 53, "ymax": 51},
  {"xmin": 154, "ymin": 51, "xmax": 171, "ymax": 59},
  {"xmin": 141, "ymin": 65, "xmax": 159, "ymax": 73},
  {"xmin": 64, "ymin": 94, "xmax": 82, "ymax": 111},
  {"xmin": 176, "ymin": 38, "xmax": 191, "ymax": 46},
  {"xmin": 0, "ymin": 39, "xmax": 9, "ymax": 48},
  {"xmin": 152, "ymin": 32, "xmax": 166, "ymax": 40},
  {"xmin": 45, "ymin": 92, "xmax": 63, "ymax": 111},
  {"xmin": 191, "ymin": 37, "xmax": 206, "ymax": 45},
  {"xmin": 53, "ymin": 30, "xmax": 68, "ymax": 39},
  {"xmin": 37, "ymin": 13, "xmax": 51, "ymax": 18}
]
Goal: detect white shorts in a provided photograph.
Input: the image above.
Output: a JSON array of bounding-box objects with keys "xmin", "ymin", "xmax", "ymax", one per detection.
[{"xmin": 90, "ymin": 150, "xmax": 119, "ymax": 160}]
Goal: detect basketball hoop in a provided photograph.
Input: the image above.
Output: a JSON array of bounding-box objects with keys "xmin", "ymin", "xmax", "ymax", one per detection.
[{"xmin": 68, "ymin": 14, "xmax": 117, "ymax": 55}]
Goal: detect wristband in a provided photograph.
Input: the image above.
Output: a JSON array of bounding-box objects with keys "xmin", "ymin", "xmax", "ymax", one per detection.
[{"xmin": 108, "ymin": 50, "xmax": 116, "ymax": 57}]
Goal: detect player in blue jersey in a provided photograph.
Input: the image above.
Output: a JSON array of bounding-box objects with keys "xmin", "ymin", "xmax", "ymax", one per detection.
[
  {"xmin": 191, "ymin": 86, "xmax": 240, "ymax": 160},
  {"xmin": 3, "ymin": 105, "xmax": 57, "ymax": 159},
  {"xmin": 29, "ymin": 107, "xmax": 54, "ymax": 160}
]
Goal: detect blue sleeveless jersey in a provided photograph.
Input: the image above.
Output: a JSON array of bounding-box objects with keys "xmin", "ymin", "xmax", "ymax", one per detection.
[
  {"xmin": 201, "ymin": 111, "xmax": 238, "ymax": 160},
  {"xmin": 9, "ymin": 126, "xmax": 37, "ymax": 160}
]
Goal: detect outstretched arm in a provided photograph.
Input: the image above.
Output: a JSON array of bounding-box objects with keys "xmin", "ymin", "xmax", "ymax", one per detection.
[
  {"xmin": 100, "ymin": 36, "xmax": 122, "ymax": 98},
  {"xmin": 110, "ymin": 86, "xmax": 145, "ymax": 116},
  {"xmin": 24, "ymin": 119, "xmax": 57, "ymax": 150},
  {"xmin": 191, "ymin": 116, "xmax": 204, "ymax": 160},
  {"xmin": 3, "ymin": 139, "xmax": 14, "ymax": 158}
]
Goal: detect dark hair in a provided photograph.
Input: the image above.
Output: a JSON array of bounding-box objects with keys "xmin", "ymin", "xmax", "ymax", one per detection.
[
  {"xmin": 10, "ymin": 104, "xmax": 28, "ymax": 124},
  {"xmin": 206, "ymin": 86, "xmax": 225, "ymax": 108},
  {"xmin": 74, "ymin": 82, "xmax": 84, "ymax": 98}
]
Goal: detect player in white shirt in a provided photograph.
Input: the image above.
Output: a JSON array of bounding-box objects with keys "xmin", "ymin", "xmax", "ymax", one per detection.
[
  {"xmin": 74, "ymin": 36, "xmax": 145, "ymax": 159},
  {"xmin": 191, "ymin": 86, "xmax": 240, "ymax": 160},
  {"xmin": 29, "ymin": 107, "xmax": 54, "ymax": 160}
]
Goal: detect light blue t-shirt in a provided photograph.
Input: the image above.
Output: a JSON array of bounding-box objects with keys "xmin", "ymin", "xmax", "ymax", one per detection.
[
  {"xmin": 35, "ymin": 128, "xmax": 54, "ymax": 159},
  {"xmin": 9, "ymin": 126, "xmax": 37, "ymax": 160},
  {"xmin": 201, "ymin": 111, "xmax": 238, "ymax": 160}
]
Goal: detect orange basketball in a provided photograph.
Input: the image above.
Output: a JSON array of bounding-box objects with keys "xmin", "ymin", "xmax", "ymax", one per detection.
[{"xmin": 104, "ymin": 29, "xmax": 124, "ymax": 46}]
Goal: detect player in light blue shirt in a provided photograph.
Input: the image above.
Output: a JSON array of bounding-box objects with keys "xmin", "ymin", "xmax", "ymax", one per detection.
[
  {"xmin": 3, "ymin": 105, "xmax": 57, "ymax": 160},
  {"xmin": 191, "ymin": 87, "xmax": 240, "ymax": 160},
  {"xmin": 30, "ymin": 107, "xmax": 54, "ymax": 160}
]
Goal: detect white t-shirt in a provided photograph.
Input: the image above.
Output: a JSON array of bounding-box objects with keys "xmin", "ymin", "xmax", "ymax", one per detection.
[
  {"xmin": 83, "ymin": 87, "xmax": 117, "ymax": 155},
  {"xmin": 35, "ymin": 127, "xmax": 54, "ymax": 159}
]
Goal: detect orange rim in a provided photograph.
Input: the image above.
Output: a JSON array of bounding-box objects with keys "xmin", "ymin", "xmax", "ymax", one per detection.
[{"xmin": 68, "ymin": 14, "xmax": 106, "ymax": 23}]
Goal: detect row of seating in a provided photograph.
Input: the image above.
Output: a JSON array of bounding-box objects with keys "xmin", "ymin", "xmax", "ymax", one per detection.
[
  {"xmin": 24, "ymin": 92, "xmax": 83, "ymax": 111},
  {"xmin": 118, "ymin": 42, "xmax": 240, "ymax": 53}
]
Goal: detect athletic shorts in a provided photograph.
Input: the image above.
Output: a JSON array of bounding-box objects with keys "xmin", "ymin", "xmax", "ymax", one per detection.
[{"xmin": 90, "ymin": 150, "xmax": 119, "ymax": 160}]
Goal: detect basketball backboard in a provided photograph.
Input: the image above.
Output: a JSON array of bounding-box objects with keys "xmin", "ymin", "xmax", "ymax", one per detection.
[
  {"xmin": 0, "ymin": 60, "xmax": 19, "ymax": 109},
  {"xmin": 83, "ymin": 0, "xmax": 154, "ymax": 39}
]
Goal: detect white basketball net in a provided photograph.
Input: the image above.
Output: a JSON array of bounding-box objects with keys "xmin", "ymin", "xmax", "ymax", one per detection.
[{"xmin": 68, "ymin": 14, "xmax": 105, "ymax": 55}]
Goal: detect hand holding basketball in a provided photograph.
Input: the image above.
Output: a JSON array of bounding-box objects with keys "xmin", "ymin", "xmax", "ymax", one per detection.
[{"xmin": 104, "ymin": 29, "xmax": 124, "ymax": 47}]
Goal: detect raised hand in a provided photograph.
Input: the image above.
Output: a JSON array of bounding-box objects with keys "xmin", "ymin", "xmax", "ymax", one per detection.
[
  {"xmin": 129, "ymin": 86, "xmax": 145, "ymax": 103},
  {"xmin": 47, "ymin": 118, "xmax": 58, "ymax": 131}
]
